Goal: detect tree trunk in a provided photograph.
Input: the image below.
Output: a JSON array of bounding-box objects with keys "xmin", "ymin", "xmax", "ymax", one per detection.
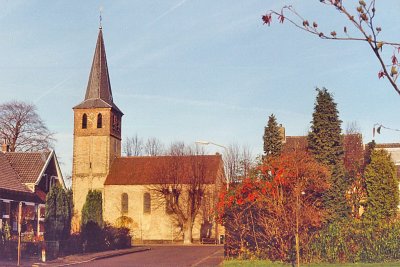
[{"xmin": 183, "ymin": 220, "xmax": 193, "ymax": 244}]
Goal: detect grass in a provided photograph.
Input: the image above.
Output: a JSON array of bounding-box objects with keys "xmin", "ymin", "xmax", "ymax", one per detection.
[{"xmin": 223, "ymin": 259, "xmax": 400, "ymax": 267}]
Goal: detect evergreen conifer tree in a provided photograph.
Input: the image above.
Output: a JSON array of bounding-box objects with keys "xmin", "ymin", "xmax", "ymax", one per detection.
[
  {"xmin": 363, "ymin": 140, "xmax": 376, "ymax": 169},
  {"xmin": 308, "ymin": 88, "xmax": 350, "ymax": 220},
  {"xmin": 81, "ymin": 190, "xmax": 103, "ymax": 227},
  {"xmin": 263, "ymin": 114, "xmax": 283, "ymax": 158},
  {"xmin": 364, "ymin": 149, "xmax": 399, "ymax": 221},
  {"xmin": 308, "ymin": 88, "xmax": 343, "ymax": 167},
  {"xmin": 44, "ymin": 185, "xmax": 71, "ymax": 241},
  {"xmin": 323, "ymin": 164, "xmax": 351, "ymax": 220}
]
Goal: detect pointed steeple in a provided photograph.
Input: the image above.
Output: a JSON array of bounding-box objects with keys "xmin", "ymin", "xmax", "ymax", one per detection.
[
  {"xmin": 74, "ymin": 27, "xmax": 122, "ymax": 114},
  {"xmin": 85, "ymin": 28, "xmax": 113, "ymax": 103}
]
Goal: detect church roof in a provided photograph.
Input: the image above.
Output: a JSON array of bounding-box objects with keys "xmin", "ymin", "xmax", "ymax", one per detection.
[
  {"xmin": 283, "ymin": 136, "xmax": 308, "ymax": 152},
  {"xmin": 74, "ymin": 28, "xmax": 122, "ymax": 114},
  {"xmin": 104, "ymin": 155, "xmax": 224, "ymax": 185}
]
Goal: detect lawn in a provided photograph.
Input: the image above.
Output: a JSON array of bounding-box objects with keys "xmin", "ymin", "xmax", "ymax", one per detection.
[{"xmin": 223, "ymin": 260, "xmax": 400, "ymax": 267}]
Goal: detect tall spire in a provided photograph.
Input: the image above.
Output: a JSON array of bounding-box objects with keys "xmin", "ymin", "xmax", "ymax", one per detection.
[
  {"xmin": 74, "ymin": 27, "xmax": 122, "ymax": 114},
  {"xmin": 85, "ymin": 28, "xmax": 113, "ymax": 104}
]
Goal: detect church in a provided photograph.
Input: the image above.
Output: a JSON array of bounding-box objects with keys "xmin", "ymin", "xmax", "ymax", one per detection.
[{"xmin": 71, "ymin": 26, "xmax": 225, "ymax": 243}]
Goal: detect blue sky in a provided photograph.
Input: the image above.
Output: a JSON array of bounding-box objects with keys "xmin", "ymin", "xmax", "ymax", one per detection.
[{"xmin": 1, "ymin": 0, "xmax": 399, "ymax": 177}]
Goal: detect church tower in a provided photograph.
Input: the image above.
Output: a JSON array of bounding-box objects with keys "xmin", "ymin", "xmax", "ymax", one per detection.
[{"xmin": 72, "ymin": 27, "xmax": 123, "ymax": 221}]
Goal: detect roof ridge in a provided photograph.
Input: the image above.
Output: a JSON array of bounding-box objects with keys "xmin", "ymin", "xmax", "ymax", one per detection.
[{"xmin": 121, "ymin": 154, "xmax": 220, "ymax": 159}]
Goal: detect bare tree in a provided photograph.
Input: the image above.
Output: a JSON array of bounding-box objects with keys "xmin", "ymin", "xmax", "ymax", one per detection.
[
  {"xmin": 344, "ymin": 122, "xmax": 365, "ymax": 218},
  {"xmin": 151, "ymin": 144, "xmax": 222, "ymax": 244},
  {"xmin": 224, "ymin": 143, "xmax": 253, "ymax": 183},
  {"xmin": 123, "ymin": 134, "xmax": 144, "ymax": 156},
  {"xmin": 144, "ymin": 137, "xmax": 164, "ymax": 156},
  {"xmin": 263, "ymin": 0, "xmax": 400, "ymax": 95},
  {"xmin": 0, "ymin": 100, "xmax": 54, "ymax": 152},
  {"xmin": 168, "ymin": 141, "xmax": 186, "ymax": 156}
]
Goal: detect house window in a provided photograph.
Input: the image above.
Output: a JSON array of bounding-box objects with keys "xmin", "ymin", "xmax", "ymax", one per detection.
[
  {"xmin": 97, "ymin": 113, "xmax": 102, "ymax": 128},
  {"xmin": 2, "ymin": 201, "xmax": 10, "ymax": 218},
  {"xmin": 121, "ymin": 193, "xmax": 128, "ymax": 214},
  {"xmin": 82, "ymin": 114, "xmax": 87, "ymax": 129},
  {"xmin": 143, "ymin": 193, "xmax": 151, "ymax": 214}
]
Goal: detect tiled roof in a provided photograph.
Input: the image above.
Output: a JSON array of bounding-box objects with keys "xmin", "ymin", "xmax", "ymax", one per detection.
[
  {"xmin": 4, "ymin": 151, "xmax": 50, "ymax": 184},
  {"xmin": 104, "ymin": 155, "xmax": 223, "ymax": 185},
  {"xmin": 375, "ymin": 143, "xmax": 400, "ymax": 148},
  {"xmin": 283, "ymin": 136, "xmax": 308, "ymax": 152},
  {"xmin": 73, "ymin": 28, "xmax": 122, "ymax": 114},
  {"xmin": 0, "ymin": 153, "xmax": 31, "ymax": 193}
]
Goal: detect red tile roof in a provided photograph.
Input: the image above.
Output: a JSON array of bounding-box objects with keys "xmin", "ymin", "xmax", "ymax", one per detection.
[
  {"xmin": 4, "ymin": 151, "xmax": 50, "ymax": 184},
  {"xmin": 104, "ymin": 155, "xmax": 223, "ymax": 185},
  {"xmin": 283, "ymin": 136, "xmax": 308, "ymax": 152},
  {"xmin": 0, "ymin": 153, "xmax": 31, "ymax": 193},
  {"xmin": 375, "ymin": 143, "xmax": 400, "ymax": 148}
]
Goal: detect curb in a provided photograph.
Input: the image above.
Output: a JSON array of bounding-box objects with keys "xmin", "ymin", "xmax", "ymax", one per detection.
[
  {"xmin": 32, "ymin": 247, "xmax": 151, "ymax": 266},
  {"xmin": 91, "ymin": 247, "xmax": 151, "ymax": 261}
]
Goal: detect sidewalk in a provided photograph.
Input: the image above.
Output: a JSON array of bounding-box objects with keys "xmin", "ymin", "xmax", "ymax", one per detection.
[{"xmin": 0, "ymin": 246, "xmax": 150, "ymax": 267}]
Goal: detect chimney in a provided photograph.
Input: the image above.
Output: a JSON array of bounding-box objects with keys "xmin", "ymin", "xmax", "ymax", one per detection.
[
  {"xmin": 278, "ymin": 124, "xmax": 286, "ymax": 144},
  {"xmin": 1, "ymin": 139, "xmax": 10, "ymax": 153}
]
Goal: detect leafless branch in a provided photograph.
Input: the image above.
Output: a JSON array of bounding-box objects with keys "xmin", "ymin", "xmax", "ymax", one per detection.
[
  {"xmin": 263, "ymin": 1, "xmax": 400, "ymax": 95},
  {"xmin": 0, "ymin": 100, "xmax": 55, "ymax": 152}
]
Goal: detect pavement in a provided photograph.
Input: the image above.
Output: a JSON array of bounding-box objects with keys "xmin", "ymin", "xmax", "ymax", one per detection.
[{"xmin": 0, "ymin": 246, "xmax": 150, "ymax": 267}]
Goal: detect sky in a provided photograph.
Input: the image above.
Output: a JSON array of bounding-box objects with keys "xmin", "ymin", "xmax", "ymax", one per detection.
[{"xmin": 0, "ymin": 0, "xmax": 399, "ymax": 178}]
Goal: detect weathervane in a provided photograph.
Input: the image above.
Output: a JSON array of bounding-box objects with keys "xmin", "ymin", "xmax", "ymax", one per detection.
[{"xmin": 99, "ymin": 6, "xmax": 103, "ymax": 29}]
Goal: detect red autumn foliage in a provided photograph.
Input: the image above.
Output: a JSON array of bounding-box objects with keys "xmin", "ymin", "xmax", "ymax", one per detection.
[{"xmin": 218, "ymin": 150, "xmax": 330, "ymax": 261}]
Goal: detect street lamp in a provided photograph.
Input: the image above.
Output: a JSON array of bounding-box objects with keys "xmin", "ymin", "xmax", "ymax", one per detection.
[
  {"xmin": 195, "ymin": 140, "xmax": 229, "ymax": 247},
  {"xmin": 195, "ymin": 140, "xmax": 229, "ymax": 190},
  {"xmin": 195, "ymin": 140, "xmax": 227, "ymax": 150},
  {"xmin": 295, "ymin": 190, "xmax": 305, "ymax": 267}
]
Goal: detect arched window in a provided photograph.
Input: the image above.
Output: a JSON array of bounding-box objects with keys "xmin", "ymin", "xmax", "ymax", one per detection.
[
  {"xmin": 97, "ymin": 113, "xmax": 102, "ymax": 128},
  {"xmin": 143, "ymin": 192, "xmax": 151, "ymax": 214},
  {"xmin": 121, "ymin": 193, "xmax": 128, "ymax": 214},
  {"xmin": 82, "ymin": 114, "xmax": 87, "ymax": 129}
]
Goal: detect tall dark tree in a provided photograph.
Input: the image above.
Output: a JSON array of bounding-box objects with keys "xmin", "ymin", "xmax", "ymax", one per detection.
[
  {"xmin": 0, "ymin": 101, "xmax": 55, "ymax": 152},
  {"xmin": 263, "ymin": 114, "xmax": 283, "ymax": 158},
  {"xmin": 81, "ymin": 190, "xmax": 103, "ymax": 227},
  {"xmin": 308, "ymin": 88, "xmax": 349, "ymax": 220},
  {"xmin": 44, "ymin": 185, "xmax": 72, "ymax": 241},
  {"xmin": 364, "ymin": 149, "xmax": 399, "ymax": 221},
  {"xmin": 308, "ymin": 88, "xmax": 343, "ymax": 167},
  {"xmin": 363, "ymin": 140, "xmax": 376, "ymax": 170}
]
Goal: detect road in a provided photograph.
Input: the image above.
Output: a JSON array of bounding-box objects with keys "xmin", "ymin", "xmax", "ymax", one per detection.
[{"xmin": 75, "ymin": 245, "xmax": 224, "ymax": 267}]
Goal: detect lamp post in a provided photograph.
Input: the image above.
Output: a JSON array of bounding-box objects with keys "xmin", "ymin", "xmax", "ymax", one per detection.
[
  {"xmin": 295, "ymin": 190, "xmax": 305, "ymax": 267},
  {"xmin": 17, "ymin": 202, "xmax": 22, "ymax": 266},
  {"xmin": 195, "ymin": 140, "xmax": 228, "ymax": 247},
  {"xmin": 195, "ymin": 140, "xmax": 229, "ymax": 190}
]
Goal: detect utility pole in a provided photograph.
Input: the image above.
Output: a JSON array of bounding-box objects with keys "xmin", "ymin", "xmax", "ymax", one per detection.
[
  {"xmin": 17, "ymin": 202, "xmax": 22, "ymax": 266},
  {"xmin": 295, "ymin": 193, "xmax": 300, "ymax": 267}
]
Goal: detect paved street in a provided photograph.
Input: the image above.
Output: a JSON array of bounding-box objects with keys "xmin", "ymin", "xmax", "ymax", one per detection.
[{"xmin": 75, "ymin": 245, "xmax": 224, "ymax": 267}]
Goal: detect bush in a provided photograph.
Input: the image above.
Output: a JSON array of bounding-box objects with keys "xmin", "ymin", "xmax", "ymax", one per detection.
[
  {"xmin": 307, "ymin": 219, "xmax": 400, "ymax": 263},
  {"xmin": 103, "ymin": 223, "xmax": 131, "ymax": 250},
  {"xmin": 60, "ymin": 233, "xmax": 83, "ymax": 255},
  {"xmin": 81, "ymin": 221, "xmax": 104, "ymax": 252},
  {"xmin": 80, "ymin": 222, "xmax": 131, "ymax": 253}
]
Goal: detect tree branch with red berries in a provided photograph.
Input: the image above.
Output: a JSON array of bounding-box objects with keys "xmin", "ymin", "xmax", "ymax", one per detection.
[{"xmin": 262, "ymin": 0, "xmax": 400, "ymax": 95}]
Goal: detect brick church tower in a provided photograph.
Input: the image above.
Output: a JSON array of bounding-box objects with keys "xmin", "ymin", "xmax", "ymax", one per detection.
[{"xmin": 72, "ymin": 27, "xmax": 123, "ymax": 222}]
